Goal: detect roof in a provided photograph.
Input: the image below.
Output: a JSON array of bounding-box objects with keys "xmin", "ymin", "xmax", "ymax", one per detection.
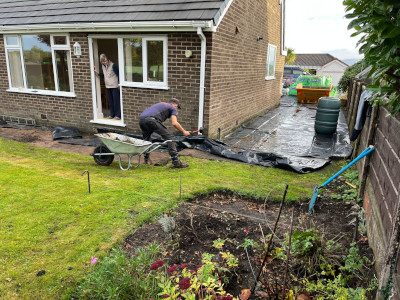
[
  {"xmin": 293, "ymin": 54, "xmax": 348, "ymax": 68},
  {"xmin": 0, "ymin": 0, "xmax": 228, "ymax": 27}
]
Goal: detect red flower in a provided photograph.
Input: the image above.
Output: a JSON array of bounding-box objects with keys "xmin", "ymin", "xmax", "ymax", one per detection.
[
  {"xmin": 180, "ymin": 263, "xmax": 189, "ymax": 269},
  {"xmin": 244, "ymin": 229, "xmax": 249, "ymax": 234},
  {"xmin": 196, "ymin": 264, "xmax": 202, "ymax": 268},
  {"xmin": 178, "ymin": 277, "xmax": 191, "ymax": 290},
  {"xmin": 217, "ymin": 297, "xmax": 233, "ymax": 300},
  {"xmin": 167, "ymin": 265, "xmax": 178, "ymax": 273},
  {"xmin": 189, "ymin": 269, "xmax": 195, "ymax": 274},
  {"xmin": 150, "ymin": 260, "xmax": 165, "ymax": 270},
  {"xmin": 161, "ymin": 295, "xmax": 168, "ymax": 299}
]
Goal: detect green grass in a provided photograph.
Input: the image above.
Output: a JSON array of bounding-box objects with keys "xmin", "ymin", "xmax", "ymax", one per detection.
[{"xmin": 0, "ymin": 138, "xmax": 343, "ymax": 299}]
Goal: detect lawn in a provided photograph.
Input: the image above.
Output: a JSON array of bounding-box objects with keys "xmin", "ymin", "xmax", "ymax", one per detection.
[{"xmin": 0, "ymin": 137, "xmax": 343, "ymax": 299}]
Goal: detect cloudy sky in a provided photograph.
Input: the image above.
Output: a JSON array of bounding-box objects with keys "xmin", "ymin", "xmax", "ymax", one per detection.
[{"xmin": 285, "ymin": 0, "xmax": 363, "ymax": 60}]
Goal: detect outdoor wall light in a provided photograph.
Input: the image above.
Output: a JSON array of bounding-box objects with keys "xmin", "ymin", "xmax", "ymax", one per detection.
[
  {"xmin": 257, "ymin": 36, "xmax": 263, "ymax": 41},
  {"xmin": 185, "ymin": 50, "xmax": 193, "ymax": 58},
  {"xmin": 73, "ymin": 42, "xmax": 82, "ymax": 58}
]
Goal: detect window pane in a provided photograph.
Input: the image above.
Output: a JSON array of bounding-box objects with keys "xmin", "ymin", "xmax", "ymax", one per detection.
[
  {"xmin": 124, "ymin": 38, "xmax": 143, "ymax": 82},
  {"xmin": 147, "ymin": 41, "xmax": 164, "ymax": 82},
  {"xmin": 53, "ymin": 36, "xmax": 67, "ymax": 45},
  {"xmin": 22, "ymin": 35, "xmax": 55, "ymax": 90},
  {"xmin": 55, "ymin": 50, "xmax": 70, "ymax": 92},
  {"xmin": 267, "ymin": 45, "xmax": 277, "ymax": 77},
  {"xmin": 7, "ymin": 50, "xmax": 24, "ymax": 88},
  {"xmin": 6, "ymin": 36, "xmax": 18, "ymax": 46}
]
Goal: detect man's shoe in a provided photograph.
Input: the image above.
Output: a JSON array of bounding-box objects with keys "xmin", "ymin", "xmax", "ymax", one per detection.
[
  {"xmin": 144, "ymin": 155, "xmax": 151, "ymax": 165},
  {"xmin": 113, "ymin": 117, "xmax": 121, "ymax": 120},
  {"xmin": 171, "ymin": 159, "xmax": 189, "ymax": 168}
]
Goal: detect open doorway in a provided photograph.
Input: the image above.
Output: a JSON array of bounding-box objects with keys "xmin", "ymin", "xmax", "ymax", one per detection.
[{"xmin": 92, "ymin": 38, "xmax": 120, "ymax": 120}]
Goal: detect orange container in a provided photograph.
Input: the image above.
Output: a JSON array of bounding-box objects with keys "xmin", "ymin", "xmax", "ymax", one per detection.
[{"xmin": 296, "ymin": 83, "xmax": 332, "ymax": 104}]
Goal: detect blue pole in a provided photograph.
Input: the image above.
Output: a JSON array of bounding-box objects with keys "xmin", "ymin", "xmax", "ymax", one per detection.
[{"xmin": 320, "ymin": 146, "xmax": 375, "ymax": 188}]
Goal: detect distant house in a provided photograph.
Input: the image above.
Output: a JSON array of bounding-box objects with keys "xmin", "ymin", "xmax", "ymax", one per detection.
[
  {"xmin": 0, "ymin": 0, "xmax": 286, "ymax": 138},
  {"xmin": 291, "ymin": 54, "xmax": 348, "ymax": 86}
]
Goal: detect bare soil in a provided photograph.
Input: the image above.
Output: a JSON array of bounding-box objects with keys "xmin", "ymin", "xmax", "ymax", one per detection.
[
  {"xmin": 124, "ymin": 190, "xmax": 376, "ymax": 298},
  {"xmin": 0, "ymin": 125, "xmax": 232, "ymax": 165}
]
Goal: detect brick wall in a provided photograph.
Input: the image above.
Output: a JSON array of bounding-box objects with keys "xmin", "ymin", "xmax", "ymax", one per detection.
[
  {"xmin": 0, "ymin": 33, "xmax": 205, "ymax": 134},
  {"xmin": 122, "ymin": 32, "xmax": 209, "ymax": 134},
  {"xmin": 0, "ymin": 0, "xmax": 284, "ymax": 137},
  {"xmin": 345, "ymin": 79, "xmax": 400, "ymax": 298},
  {"xmin": 208, "ymin": 0, "xmax": 284, "ymax": 137},
  {"xmin": 0, "ymin": 34, "xmax": 95, "ymax": 132}
]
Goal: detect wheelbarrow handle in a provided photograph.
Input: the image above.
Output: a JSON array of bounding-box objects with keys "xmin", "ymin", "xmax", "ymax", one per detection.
[{"xmin": 320, "ymin": 145, "xmax": 375, "ymax": 188}]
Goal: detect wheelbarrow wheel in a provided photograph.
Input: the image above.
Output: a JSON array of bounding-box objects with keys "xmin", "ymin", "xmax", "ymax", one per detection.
[{"xmin": 93, "ymin": 145, "xmax": 114, "ymax": 166}]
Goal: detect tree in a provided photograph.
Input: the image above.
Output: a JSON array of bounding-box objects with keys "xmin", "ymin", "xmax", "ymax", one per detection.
[
  {"xmin": 344, "ymin": 0, "xmax": 400, "ymax": 115},
  {"xmin": 285, "ymin": 48, "xmax": 296, "ymax": 65}
]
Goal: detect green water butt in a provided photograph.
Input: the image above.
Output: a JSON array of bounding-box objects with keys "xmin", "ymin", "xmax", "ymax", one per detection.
[{"xmin": 314, "ymin": 97, "xmax": 341, "ymax": 135}]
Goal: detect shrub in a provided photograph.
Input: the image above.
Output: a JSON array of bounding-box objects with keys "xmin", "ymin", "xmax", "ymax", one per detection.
[
  {"xmin": 74, "ymin": 243, "xmax": 162, "ymax": 299},
  {"xmin": 344, "ymin": 0, "xmax": 400, "ymax": 115},
  {"xmin": 338, "ymin": 61, "xmax": 364, "ymax": 93}
]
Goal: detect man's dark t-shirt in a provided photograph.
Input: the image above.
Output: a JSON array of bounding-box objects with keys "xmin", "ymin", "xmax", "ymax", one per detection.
[{"xmin": 139, "ymin": 102, "xmax": 178, "ymax": 123}]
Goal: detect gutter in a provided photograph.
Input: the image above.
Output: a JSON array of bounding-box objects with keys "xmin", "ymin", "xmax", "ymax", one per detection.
[
  {"xmin": 196, "ymin": 27, "xmax": 206, "ymax": 133},
  {"xmin": 0, "ymin": 20, "xmax": 213, "ymax": 34}
]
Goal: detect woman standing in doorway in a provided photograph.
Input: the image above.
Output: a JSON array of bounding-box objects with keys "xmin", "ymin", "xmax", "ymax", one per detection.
[{"xmin": 93, "ymin": 53, "xmax": 121, "ymax": 120}]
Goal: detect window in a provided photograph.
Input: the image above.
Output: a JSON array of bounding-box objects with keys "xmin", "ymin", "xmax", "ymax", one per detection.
[
  {"xmin": 4, "ymin": 34, "xmax": 73, "ymax": 95},
  {"xmin": 121, "ymin": 36, "xmax": 167, "ymax": 89},
  {"xmin": 265, "ymin": 44, "xmax": 277, "ymax": 80}
]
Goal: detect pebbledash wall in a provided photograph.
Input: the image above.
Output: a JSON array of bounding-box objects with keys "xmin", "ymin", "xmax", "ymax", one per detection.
[
  {"xmin": 345, "ymin": 79, "xmax": 400, "ymax": 299},
  {"xmin": 208, "ymin": 0, "xmax": 284, "ymax": 137},
  {"xmin": 0, "ymin": 0, "xmax": 284, "ymax": 138}
]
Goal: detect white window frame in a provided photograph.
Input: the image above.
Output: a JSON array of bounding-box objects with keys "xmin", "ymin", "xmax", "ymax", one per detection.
[
  {"xmin": 119, "ymin": 35, "xmax": 169, "ymax": 90},
  {"xmin": 265, "ymin": 44, "xmax": 277, "ymax": 80},
  {"xmin": 4, "ymin": 34, "xmax": 75, "ymax": 97},
  {"xmin": 280, "ymin": 0, "xmax": 287, "ymax": 56}
]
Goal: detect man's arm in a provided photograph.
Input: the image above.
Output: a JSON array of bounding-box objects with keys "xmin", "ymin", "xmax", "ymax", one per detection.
[{"xmin": 171, "ymin": 115, "xmax": 190, "ymax": 136}]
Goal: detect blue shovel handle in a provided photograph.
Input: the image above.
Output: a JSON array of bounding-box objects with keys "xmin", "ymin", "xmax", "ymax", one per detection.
[
  {"xmin": 309, "ymin": 145, "xmax": 375, "ymax": 214},
  {"xmin": 320, "ymin": 145, "xmax": 375, "ymax": 188}
]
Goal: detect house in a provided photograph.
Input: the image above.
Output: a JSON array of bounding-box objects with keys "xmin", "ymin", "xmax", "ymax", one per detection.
[
  {"xmin": 0, "ymin": 0, "xmax": 286, "ymax": 138},
  {"xmin": 291, "ymin": 54, "xmax": 348, "ymax": 86}
]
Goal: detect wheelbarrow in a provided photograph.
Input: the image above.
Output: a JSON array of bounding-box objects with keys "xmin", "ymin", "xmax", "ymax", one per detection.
[{"xmin": 92, "ymin": 132, "xmax": 173, "ymax": 171}]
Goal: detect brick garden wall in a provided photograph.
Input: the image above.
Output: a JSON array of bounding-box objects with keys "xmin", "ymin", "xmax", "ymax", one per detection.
[
  {"xmin": 345, "ymin": 79, "xmax": 400, "ymax": 299},
  {"xmin": 207, "ymin": 0, "xmax": 285, "ymax": 138}
]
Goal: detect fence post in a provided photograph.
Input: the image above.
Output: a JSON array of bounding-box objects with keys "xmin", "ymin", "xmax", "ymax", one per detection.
[
  {"xmin": 346, "ymin": 79, "xmax": 355, "ymax": 117},
  {"xmin": 347, "ymin": 79, "xmax": 358, "ymax": 123},
  {"xmin": 349, "ymin": 81, "xmax": 363, "ymax": 134}
]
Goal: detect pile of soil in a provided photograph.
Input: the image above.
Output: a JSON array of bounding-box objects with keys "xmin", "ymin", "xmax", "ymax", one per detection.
[{"xmin": 125, "ymin": 190, "xmax": 376, "ymax": 298}]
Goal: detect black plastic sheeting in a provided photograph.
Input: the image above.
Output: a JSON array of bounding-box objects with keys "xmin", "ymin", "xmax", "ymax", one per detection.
[
  {"xmin": 52, "ymin": 126, "xmax": 82, "ymax": 140},
  {"xmin": 217, "ymin": 96, "xmax": 353, "ymax": 172},
  {"xmin": 122, "ymin": 134, "xmax": 327, "ymax": 174},
  {"xmin": 55, "ymin": 96, "xmax": 352, "ymax": 173},
  {"xmin": 177, "ymin": 135, "xmax": 319, "ymax": 173}
]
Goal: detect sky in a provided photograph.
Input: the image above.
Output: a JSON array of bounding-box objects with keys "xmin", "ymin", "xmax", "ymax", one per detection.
[{"xmin": 285, "ymin": 0, "xmax": 363, "ymax": 61}]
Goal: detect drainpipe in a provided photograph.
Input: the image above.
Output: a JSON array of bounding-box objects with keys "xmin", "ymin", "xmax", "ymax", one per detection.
[{"xmin": 197, "ymin": 27, "xmax": 206, "ymax": 133}]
